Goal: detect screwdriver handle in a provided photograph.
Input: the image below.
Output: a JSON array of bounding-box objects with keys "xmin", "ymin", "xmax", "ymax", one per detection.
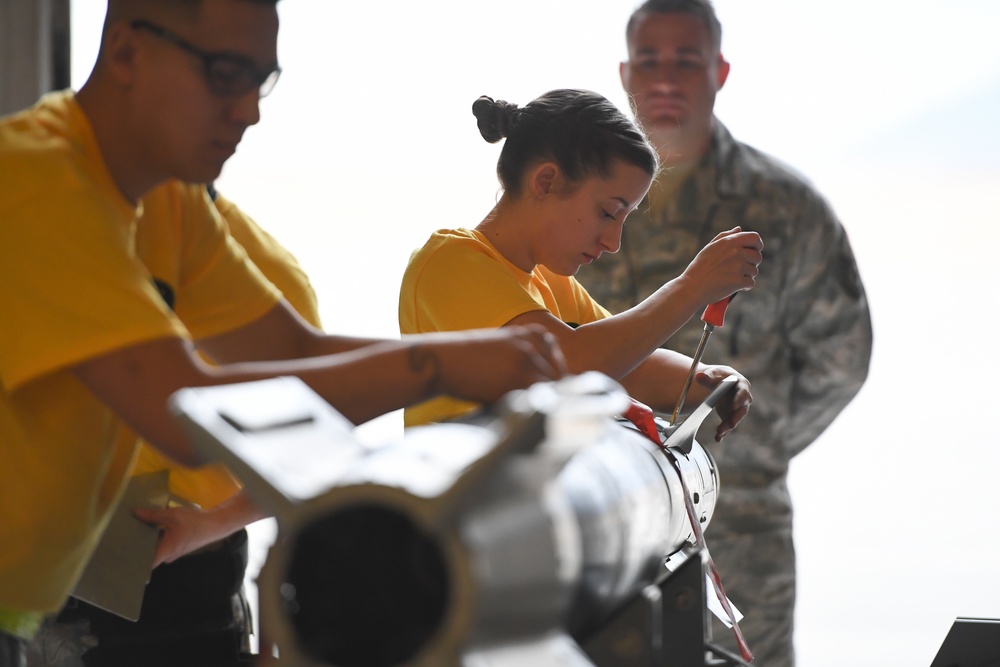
[
  {"xmin": 702, "ymin": 293, "xmax": 736, "ymax": 328},
  {"xmin": 669, "ymin": 294, "xmax": 738, "ymax": 427}
]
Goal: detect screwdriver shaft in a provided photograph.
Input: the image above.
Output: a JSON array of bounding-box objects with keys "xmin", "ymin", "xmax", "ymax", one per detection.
[{"xmin": 669, "ymin": 323, "xmax": 715, "ymax": 426}]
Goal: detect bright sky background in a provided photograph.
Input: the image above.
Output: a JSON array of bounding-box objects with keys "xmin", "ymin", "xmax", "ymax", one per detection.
[{"xmin": 71, "ymin": 1, "xmax": 1000, "ymax": 665}]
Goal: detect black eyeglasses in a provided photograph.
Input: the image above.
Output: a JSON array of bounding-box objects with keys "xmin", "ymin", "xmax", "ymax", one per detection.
[{"xmin": 130, "ymin": 19, "xmax": 281, "ymax": 98}]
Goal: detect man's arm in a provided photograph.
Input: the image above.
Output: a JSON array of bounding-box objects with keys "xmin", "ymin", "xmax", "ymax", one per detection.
[
  {"xmin": 196, "ymin": 299, "xmax": 389, "ymax": 362},
  {"xmin": 73, "ymin": 305, "xmax": 566, "ymax": 466},
  {"xmin": 782, "ymin": 196, "xmax": 873, "ymax": 457}
]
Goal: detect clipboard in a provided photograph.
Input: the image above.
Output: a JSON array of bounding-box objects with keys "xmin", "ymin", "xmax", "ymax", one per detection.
[{"xmin": 71, "ymin": 470, "xmax": 169, "ymax": 621}]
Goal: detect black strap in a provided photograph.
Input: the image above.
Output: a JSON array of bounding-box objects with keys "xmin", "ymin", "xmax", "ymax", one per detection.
[{"xmin": 59, "ymin": 529, "xmax": 251, "ymax": 666}]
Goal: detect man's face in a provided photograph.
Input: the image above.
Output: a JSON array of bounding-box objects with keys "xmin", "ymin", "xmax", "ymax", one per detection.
[
  {"xmin": 131, "ymin": 0, "xmax": 280, "ymax": 183},
  {"xmin": 620, "ymin": 11, "xmax": 729, "ymax": 162}
]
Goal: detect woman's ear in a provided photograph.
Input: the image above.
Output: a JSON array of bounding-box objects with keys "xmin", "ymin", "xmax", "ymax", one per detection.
[{"xmin": 529, "ymin": 162, "xmax": 559, "ymax": 199}]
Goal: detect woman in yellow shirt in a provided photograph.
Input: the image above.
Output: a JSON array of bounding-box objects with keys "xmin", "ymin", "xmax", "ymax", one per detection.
[{"xmin": 400, "ymin": 89, "xmax": 763, "ymax": 437}]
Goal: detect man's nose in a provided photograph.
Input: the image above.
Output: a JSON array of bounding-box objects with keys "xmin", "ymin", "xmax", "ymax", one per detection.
[
  {"xmin": 651, "ymin": 62, "xmax": 682, "ymax": 85},
  {"xmin": 228, "ymin": 88, "xmax": 261, "ymax": 127}
]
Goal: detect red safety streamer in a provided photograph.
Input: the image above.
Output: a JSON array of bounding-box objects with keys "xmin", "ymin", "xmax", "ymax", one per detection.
[
  {"xmin": 623, "ymin": 398, "xmax": 661, "ymax": 445},
  {"xmin": 662, "ymin": 445, "xmax": 753, "ymax": 663}
]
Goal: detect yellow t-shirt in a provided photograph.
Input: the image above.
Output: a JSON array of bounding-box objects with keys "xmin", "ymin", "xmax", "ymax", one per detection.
[
  {"xmin": 399, "ymin": 228, "xmax": 611, "ymax": 425},
  {"xmin": 0, "ymin": 91, "xmax": 281, "ymax": 617},
  {"xmin": 130, "ymin": 189, "xmax": 323, "ymax": 510}
]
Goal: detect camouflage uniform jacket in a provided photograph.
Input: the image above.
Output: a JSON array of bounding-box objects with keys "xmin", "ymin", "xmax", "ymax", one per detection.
[{"xmin": 577, "ymin": 119, "xmax": 873, "ymax": 533}]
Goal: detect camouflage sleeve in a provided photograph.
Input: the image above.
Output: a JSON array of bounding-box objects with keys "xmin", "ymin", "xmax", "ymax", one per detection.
[{"xmin": 781, "ymin": 191, "xmax": 873, "ymax": 457}]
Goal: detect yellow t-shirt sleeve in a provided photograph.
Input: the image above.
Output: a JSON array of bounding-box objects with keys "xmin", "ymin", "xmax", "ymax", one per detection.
[
  {"xmin": 162, "ymin": 186, "xmax": 282, "ymax": 340},
  {"xmin": 0, "ymin": 185, "xmax": 184, "ymax": 392},
  {"xmin": 400, "ymin": 230, "xmax": 552, "ymax": 426},
  {"xmin": 537, "ymin": 265, "xmax": 613, "ymax": 325},
  {"xmin": 214, "ymin": 193, "xmax": 322, "ymax": 329}
]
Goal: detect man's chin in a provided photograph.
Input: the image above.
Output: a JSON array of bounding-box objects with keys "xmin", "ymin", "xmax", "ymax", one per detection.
[
  {"xmin": 642, "ymin": 125, "xmax": 687, "ymax": 159},
  {"xmin": 176, "ymin": 162, "xmax": 225, "ymax": 186}
]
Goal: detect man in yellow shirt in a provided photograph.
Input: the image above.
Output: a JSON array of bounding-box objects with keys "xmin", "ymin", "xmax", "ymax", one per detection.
[
  {"xmin": 0, "ymin": 1, "xmax": 566, "ymax": 663},
  {"xmin": 26, "ymin": 185, "xmax": 323, "ymax": 667}
]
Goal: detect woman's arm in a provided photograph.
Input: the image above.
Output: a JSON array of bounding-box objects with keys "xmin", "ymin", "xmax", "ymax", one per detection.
[
  {"xmin": 619, "ymin": 350, "xmax": 752, "ymax": 441},
  {"xmin": 508, "ymin": 228, "xmax": 762, "ymax": 379}
]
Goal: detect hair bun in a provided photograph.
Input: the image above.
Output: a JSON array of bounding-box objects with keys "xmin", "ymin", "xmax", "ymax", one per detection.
[{"xmin": 472, "ymin": 95, "xmax": 518, "ymax": 143}]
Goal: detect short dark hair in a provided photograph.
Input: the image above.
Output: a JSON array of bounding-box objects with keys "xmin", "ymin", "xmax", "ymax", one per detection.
[
  {"xmin": 106, "ymin": 0, "xmax": 279, "ymax": 24},
  {"xmin": 626, "ymin": 0, "xmax": 722, "ymax": 52},
  {"xmin": 472, "ymin": 89, "xmax": 658, "ymax": 196},
  {"xmin": 102, "ymin": 0, "xmax": 280, "ymax": 58}
]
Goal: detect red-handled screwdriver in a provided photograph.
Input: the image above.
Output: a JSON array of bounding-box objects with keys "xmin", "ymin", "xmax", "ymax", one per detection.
[{"xmin": 669, "ymin": 294, "xmax": 736, "ymax": 426}]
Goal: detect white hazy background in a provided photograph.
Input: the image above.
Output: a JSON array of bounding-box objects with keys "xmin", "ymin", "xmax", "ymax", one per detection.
[{"xmin": 70, "ymin": 1, "xmax": 1000, "ymax": 664}]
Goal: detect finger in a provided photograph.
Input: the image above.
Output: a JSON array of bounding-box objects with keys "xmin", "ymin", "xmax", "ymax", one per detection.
[
  {"xmin": 151, "ymin": 540, "xmax": 169, "ymax": 569},
  {"xmin": 522, "ymin": 343, "xmax": 563, "ymax": 383},
  {"xmin": 518, "ymin": 326, "xmax": 568, "ymax": 379},
  {"xmin": 716, "ymin": 422, "xmax": 732, "ymax": 442},
  {"xmin": 736, "ymin": 231, "xmax": 763, "ymax": 250},
  {"xmin": 542, "ymin": 331, "xmax": 569, "ymax": 377},
  {"xmin": 133, "ymin": 506, "xmax": 167, "ymax": 526},
  {"xmin": 694, "ymin": 372, "xmax": 753, "ymax": 408},
  {"xmin": 715, "ymin": 404, "xmax": 749, "ymax": 442},
  {"xmin": 693, "ymin": 369, "xmax": 721, "ymax": 386},
  {"xmin": 133, "ymin": 507, "xmax": 173, "ymax": 568},
  {"xmin": 712, "ymin": 226, "xmax": 742, "ymax": 242},
  {"xmin": 742, "ymin": 246, "xmax": 763, "ymax": 265},
  {"xmin": 733, "ymin": 385, "xmax": 753, "ymax": 408}
]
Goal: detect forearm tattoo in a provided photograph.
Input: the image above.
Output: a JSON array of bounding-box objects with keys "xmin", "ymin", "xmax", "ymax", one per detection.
[{"xmin": 408, "ymin": 343, "xmax": 442, "ymax": 395}]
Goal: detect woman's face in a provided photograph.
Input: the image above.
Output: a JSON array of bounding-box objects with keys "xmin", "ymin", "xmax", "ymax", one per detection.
[{"xmin": 537, "ymin": 160, "xmax": 652, "ymax": 276}]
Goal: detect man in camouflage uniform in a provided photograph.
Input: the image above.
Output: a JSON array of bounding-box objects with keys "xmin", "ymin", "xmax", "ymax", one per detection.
[{"xmin": 576, "ymin": 1, "xmax": 873, "ymax": 664}]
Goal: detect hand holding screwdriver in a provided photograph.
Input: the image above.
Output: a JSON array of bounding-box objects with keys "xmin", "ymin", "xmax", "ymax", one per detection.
[
  {"xmin": 667, "ymin": 228, "xmax": 761, "ymax": 426},
  {"xmin": 679, "ymin": 227, "xmax": 763, "ymax": 306}
]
